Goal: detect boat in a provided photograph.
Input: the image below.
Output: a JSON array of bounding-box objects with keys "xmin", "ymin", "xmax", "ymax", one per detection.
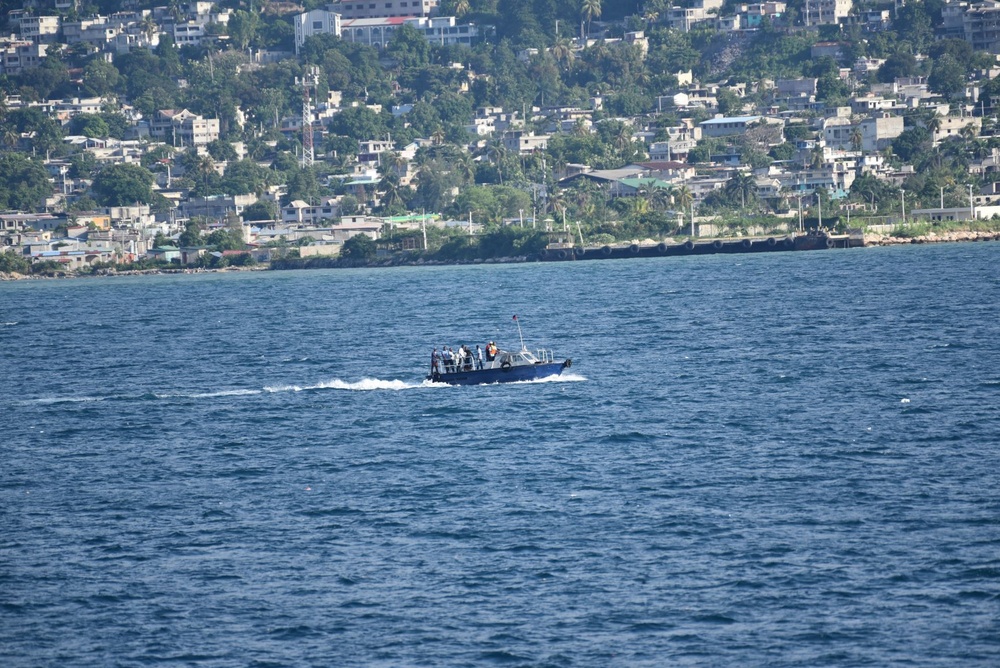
[{"xmin": 427, "ymin": 316, "xmax": 572, "ymax": 386}]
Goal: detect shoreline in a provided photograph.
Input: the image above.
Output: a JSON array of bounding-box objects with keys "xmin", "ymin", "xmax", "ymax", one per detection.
[{"xmin": 3, "ymin": 231, "xmax": 999, "ymax": 281}]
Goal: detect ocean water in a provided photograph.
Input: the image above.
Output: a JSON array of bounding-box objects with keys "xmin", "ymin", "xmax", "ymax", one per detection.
[{"xmin": 2, "ymin": 243, "xmax": 1000, "ymax": 666}]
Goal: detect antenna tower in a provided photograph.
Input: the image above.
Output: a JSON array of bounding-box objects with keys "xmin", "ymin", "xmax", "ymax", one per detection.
[{"xmin": 298, "ymin": 66, "xmax": 320, "ymax": 168}]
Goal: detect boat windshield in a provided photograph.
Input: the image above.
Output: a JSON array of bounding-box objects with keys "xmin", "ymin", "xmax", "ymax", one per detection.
[{"xmin": 510, "ymin": 351, "xmax": 536, "ymax": 364}]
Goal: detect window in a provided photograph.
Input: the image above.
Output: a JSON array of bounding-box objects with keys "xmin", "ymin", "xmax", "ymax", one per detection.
[{"xmin": 313, "ymin": 21, "xmax": 323, "ymax": 29}]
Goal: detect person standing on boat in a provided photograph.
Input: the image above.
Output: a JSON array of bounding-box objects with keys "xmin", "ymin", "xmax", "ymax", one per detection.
[
  {"xmin": 475, "ymin": 345, "xmax": 484, "ymax": 370},
  {"xmin": 431, "ymin": 348, "xmax": 441, "ymax": 375},
  {"xmin": 442, "ymin": 346, "xmax": 453, "ymax": 373}
]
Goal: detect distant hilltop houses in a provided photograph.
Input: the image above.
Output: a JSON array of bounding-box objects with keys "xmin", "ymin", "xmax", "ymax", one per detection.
[
  {"xmin": 293, "ymin": 5, "xmax": 481, "ymax": 54},
  {"xmin": 5, "ymin": 0, "xmax": 1000, "ymax": 274}
]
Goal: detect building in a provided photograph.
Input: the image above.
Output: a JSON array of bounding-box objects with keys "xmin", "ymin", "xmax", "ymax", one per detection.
[
  {"xmin": 181, "ymin": 194, "xmax": 258, "ymax": 220},
  {"xmin": 18, "ymin": 15, "xmax": 61, "ymax": 43},
  {"xmin": 293, "ymin": 8, "xmax": 342, "ymax": 54},
  {"xmin": 501, "ymin": 130, "xmax": 550, "ymax": 154},
  {"xmin": 339, "ymin": 15, "xmax": 479, "ymax": 49},
  {"xmin": 0, "ymin": 41, "xmax": 48, "ymax": 74},
  {"xmin": 668, "ymin": 0, "xmax": 724, "ymax": 32},
  {"xmin": 150, "ymin": 109, "xmax": 220, "ymax": 147},
  {"xmin": 858, "ymin": 113, "xmax": 904, "ymax": 152},
  {"xmin": 802, "ymin": 0, "xmax": 852, "ymax": 26},
  {"xmin": 700, "ymin": 115, "xmax": 779, "ymax": 138},
  {"xmin": 931, "ymin": 115, "xmax": 981, "ymax": 145},
  {"xmin": 329, "ymin": 0, "xmax": 438, "ymax": 20},
  {"xmin": 281, "ymin": 198, "xmax": 342, "ymax": 225},
  {"xmin": 964, "ymin": 1, "xmax": 1000, "ymax": 52}
]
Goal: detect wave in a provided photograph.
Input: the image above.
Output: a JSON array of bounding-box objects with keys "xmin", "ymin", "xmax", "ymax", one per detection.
[
  {"xmin": 264, "ymin": 378, "xmax": 429, "ymax": 392},
  {"xmin": 20, "ymin": 372, "xmax": 587, "ymax": 405}
]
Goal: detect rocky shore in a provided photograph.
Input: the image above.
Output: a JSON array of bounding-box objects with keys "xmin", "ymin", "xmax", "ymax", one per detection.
[
  {"xmin": 4, "ymin": 232, "xmax": 999, "ymax": 280},
  {"xmin": 864, "ymin": 230, "xmax": 1000, "ymax": 246}
]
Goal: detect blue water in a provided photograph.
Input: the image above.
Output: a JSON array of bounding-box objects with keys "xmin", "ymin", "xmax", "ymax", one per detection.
[{"xmin": 3, "ymin": 244, "xmax": 1000, "ymax": 666}]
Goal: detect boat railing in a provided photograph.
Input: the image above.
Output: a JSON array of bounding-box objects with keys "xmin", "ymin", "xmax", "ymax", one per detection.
[{"xmin": 535, "ymin": 349, "xmax": 554, "ymax": 363}]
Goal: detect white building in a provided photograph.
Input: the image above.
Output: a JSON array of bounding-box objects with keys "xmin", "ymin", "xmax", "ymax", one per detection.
[
  {"xmin": 802, "ymin": 0, "xmax": 853, "ymax": 26},
  {"xmin": 150, "ymin": 109, "xmax": 220, "ymax": 147},
  {"xmin": 330, "ymin": 0, "xmax": 437, "ymax": 19},
  {"xmin": 339, "ymin": 16, "xmax": 480, "ymax": 49},
  {"xmin": 19, "ymin": 15, "xmax": 61, "ymax": 43},
  {"xmin": 668, "ymin": 0, "xmax": 724, "ymax": 32},
  {"xmin": 293, "ymin": 9, "xmax": 342, "ymax": 54},
  {"xmin": 858, "ymin": 113, "xmax": 904, "ymax": 152}
]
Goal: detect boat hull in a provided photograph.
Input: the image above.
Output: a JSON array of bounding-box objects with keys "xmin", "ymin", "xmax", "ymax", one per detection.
[{"xmin": 427, "ymin": 361, "xmax": 569, "ymax": 386}]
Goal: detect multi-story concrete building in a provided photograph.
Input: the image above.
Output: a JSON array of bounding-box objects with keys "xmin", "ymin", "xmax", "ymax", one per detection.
[
  {"xmin": 18, "ymin": 15, "xmax": 61, "ymax": 43},
  {"xmin": 963, "ymin": 1, "xmax": 1000, "ymax": 51},
  {"xmin": 330, "ymin": 0, "xmax": 437, "ymax": 20},
  {"xmin": 339, "ymin": 16, "xmax": 479, "ymax": 49},
  {"xmin": 502, "ymin": 130, "xmax": 550, "ymax": 154},
  {"xmin": 294, "ymin": 9, "xmax": 342, "ymax": 54},
  {"xmin": 0, "ymin": 41, "xmax": 48, "ymax": 74},
  {"xmin": 150, "ymin": 109, "xmax": 220, "ymax": 147},
  {"xmin": 802, "ymin": 0, "xmax": 853, "ymax": 26},
  {"xmin": 668, "ymin": 0, "xmax": 724, "ymax": 32},
  {"xmin": 858, "ymin": 113, "xmax": 904, "ymax": 152}
]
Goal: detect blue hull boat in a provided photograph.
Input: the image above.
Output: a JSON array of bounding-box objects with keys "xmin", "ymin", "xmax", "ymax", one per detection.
[
  {"xmin": 427, "ymin": 316, "xmax": 572, "ymax": 386},
  {"xmin": 428, "ymin": 359, "xmax": 571, "ymax": 385}
]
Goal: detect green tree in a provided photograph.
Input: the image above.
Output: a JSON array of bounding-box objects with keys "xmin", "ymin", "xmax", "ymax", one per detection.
[
  {"xmin": 928, "ymin": 53, "xmax": 966, "ymax": 101},
  {"xmin": 68, "ymin": 113, "xmax": 110, "ymax": 138},
  {"xmin": 0, "ymin": 249, "xmax": 32, "ymax": 273},
  {"xmin": 242, "ymin": 200, "xmax": 278, "ymax": 221},
  {"xmin": 91, "ymin": 163, "xmax": 155, "ymax": 206},
  {"xmin": 222, "ymin": 159, "xmax": 271, "ymax": 196},
  {"xmin": 386, "ymin": 24, "xmax": 431, "ymax": 69},
  {"xmin": 207, "ymin": 139, "xmax": 238, "ymax": 163},
  {"xmin": 892, "ymin": 126, "xmax": 932, "ymax": 162},
  {"xmin": 82, "ymin": 59, "xmax": 120, "ymax": 97},
  {"xmin": 177, "ymin": 219, "xmax": 203, "ymax": 247},
  {"xmin": 341, "ymin": 233, "xmax": 376, "ymax": 261},
  {"xmin": 228, "ymin": 10, "xmax": 260, "ymax": 52},
  {"xmin": 581, "ymin": 0, "xmax": 602, "ymax": 37},
  {"xmin": 0, "ymin": 153, "xmax": 52, "ymax": 211},
  {"xmin": 877, "ymin": 52, "xmax": 918, "ymax": 83}
]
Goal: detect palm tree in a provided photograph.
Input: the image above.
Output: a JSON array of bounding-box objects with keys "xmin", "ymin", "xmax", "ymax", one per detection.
[
  {"xmin": 649, "ymin": 184, "xmax": 674, "ymax": 212},
  {"xmin": 378, "ymin": 170, "xmax": 402, "ymax": 210},
  {"xmin": 725, "ymin": 171, "xmax": 757, "ymax": 210},
  {"xmin": 809, "ymin": 143, "xmax": 825, "ymax": 169},
  {"xmin": 141, "ymin": 14, "xmax": 158, "ymax": 42},
  {"xmin": 455, "ymin": 151, "xmax": 475, "ymax": 185},
  {"xmin": 2, "ymin": 127, "xmax": 18, "ymax": 149},
  {"xmin": 581, "ymin": 0, "xmax": 602, "ymax": 38},
  {"xmin": 196, "ymin": 154, "xmax": 217, "ymax": 193},
  {"xmin": 455, "ymin": 0, "xmax": 470, "ymax": 17},
  {"xmin": 628, "ymin": 188, "xmax": 651, "ymax": 217},
  {"xmin": 674, "ymin": 184, "xmax": 694, "ymax": 234},
  {"xmin": 488, "ymin": 141, "xmax": 507, "ymax": 185},
  {"xmin": 850, "ymin": 125, "xmax": 863, "ymax": 152},
  {"xmin": 551, "ymin": 38, "xmax": 574, "ymax": 71}
]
